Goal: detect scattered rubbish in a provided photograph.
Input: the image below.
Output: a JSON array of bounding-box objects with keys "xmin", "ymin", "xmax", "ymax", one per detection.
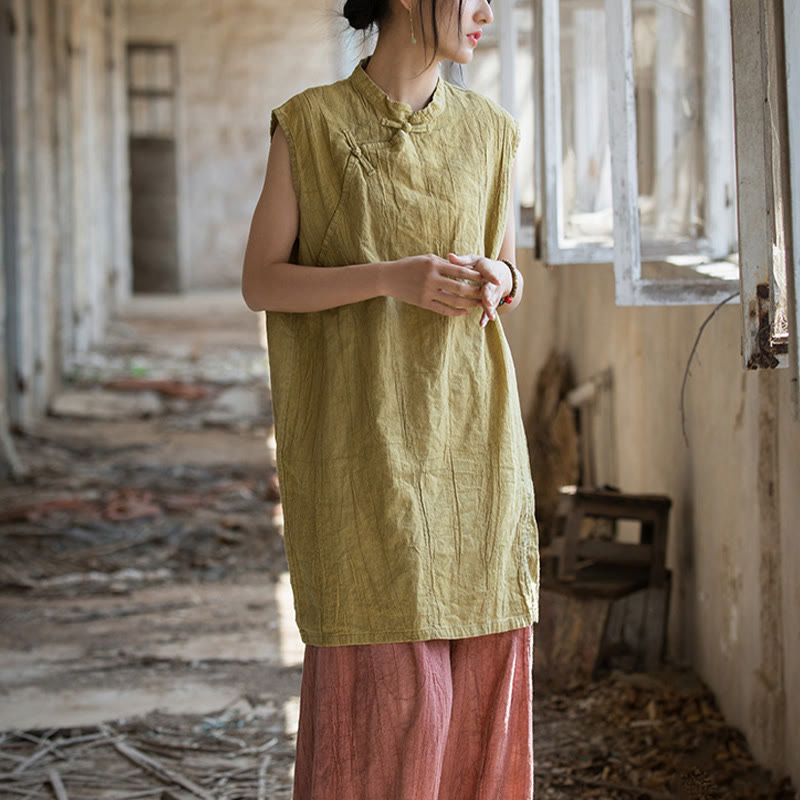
[
  {"xmin": 0, "ymin": 704, "xmax": 296, "ymax": 800},
  {"xmin": 533, "ymin": 668, "xmax": 796, "ymax": 799}
]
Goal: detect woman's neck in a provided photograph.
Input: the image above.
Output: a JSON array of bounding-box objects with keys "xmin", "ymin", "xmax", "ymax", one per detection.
[{"xmin": 363, "ymin": 40, "xmax": 441, "ymax": 112}]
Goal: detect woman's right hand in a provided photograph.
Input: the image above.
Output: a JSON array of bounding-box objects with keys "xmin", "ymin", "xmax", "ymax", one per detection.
[{"xmin": 381, "ymin": 254, "xmax": 485, "ymax": 317}]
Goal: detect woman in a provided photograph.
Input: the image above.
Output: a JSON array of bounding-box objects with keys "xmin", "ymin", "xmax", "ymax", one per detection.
[{"xmin": 241, "ymin": 0, "xmax": 540, "ymax": 795}]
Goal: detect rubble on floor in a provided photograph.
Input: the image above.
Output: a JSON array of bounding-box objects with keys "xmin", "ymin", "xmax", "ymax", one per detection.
[
  {"xmin": 0, "ymin": 699, "xmax": 296, "ymax": 800},
  {"xmin": 0, "ymin": 420, "xmax": 285, "ymax": 595},
  {"xmin": 534, "ymin": 668, "xmax": 796, "ymax": 799},
  {"xmin": 0, "ymin": 296, "xmax": 795, "ymax": 800},
  {"xmin": 1, "ymin": 667, "xmax": 795, "ymax": 800}
]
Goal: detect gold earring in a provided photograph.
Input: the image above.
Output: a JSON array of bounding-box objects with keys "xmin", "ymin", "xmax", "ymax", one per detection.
[{"xmin": 409, "ymin": 6, "xmax": 417, "ymax": 44}]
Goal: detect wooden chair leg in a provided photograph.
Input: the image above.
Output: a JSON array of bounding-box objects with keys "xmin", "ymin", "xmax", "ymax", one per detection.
[
  {"xmin": 642, "ymin": 582, "xmax": 670, "ymax": 670},
  {"xmin": 558, "ymin": 508, "xmax": 585, "ymax": 581}
]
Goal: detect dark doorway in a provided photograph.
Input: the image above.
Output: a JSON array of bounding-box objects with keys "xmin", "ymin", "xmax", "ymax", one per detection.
[{"xmin": 127, "ymin": 43, "xmax": 180, "ymax": 293}]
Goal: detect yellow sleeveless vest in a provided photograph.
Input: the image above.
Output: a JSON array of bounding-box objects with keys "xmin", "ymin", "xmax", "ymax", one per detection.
[{"xmin": 268, "ymin": 56, "xmax": 539, "ymax": 646}]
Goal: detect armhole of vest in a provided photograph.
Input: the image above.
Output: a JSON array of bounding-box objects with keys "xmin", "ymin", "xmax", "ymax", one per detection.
[
  {"xmin": 270, "ymin": 97, "xmax": 303, "ymax": 204},
  {"xmin": 496, "ymin": 113, "xmax": 520, "ymax": 252},
  {"xmin": 507, "ymin": 114, "xmax": 521, "ymax": 162}
]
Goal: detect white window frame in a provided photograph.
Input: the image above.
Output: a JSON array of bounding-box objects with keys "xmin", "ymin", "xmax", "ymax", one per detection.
[
  {"xmin": 730, "ymin": 0, "xmax": 793, "ymax": 373},
  {"xmin": 539, "ymin": 0, "xmax": 740, "ymax": 306},
  {"xmin": 607, "ymin": 0, "xmax": 740, "ymax": 305},
  {"xmin": 422, "ymin": 0, "xmax": 799, "ymax": 387}
]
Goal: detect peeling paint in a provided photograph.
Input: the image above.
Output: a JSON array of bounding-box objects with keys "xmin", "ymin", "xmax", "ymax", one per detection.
[{"xmin": 749, "ymin": 369, "xmax": 786, "ymax": 771}]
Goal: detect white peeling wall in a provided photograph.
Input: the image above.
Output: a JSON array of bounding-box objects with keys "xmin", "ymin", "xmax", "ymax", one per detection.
[
  {"xmin": 1, "ymin": 0, "xmax": 130, "ymax": 436},
  {"xmin": 504, "ymin": 252, "xmax": 800, "ymax": 788},
  {"xmin": 126, "ymin": 0, "xmax": 339, "ymax": 290}
]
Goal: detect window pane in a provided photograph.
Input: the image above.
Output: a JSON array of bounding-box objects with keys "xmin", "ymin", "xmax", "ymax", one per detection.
[
  {"xmin": 152, "ymin": 50, "xmax": 174, "ymax": 92},
  {"xmin": 127, "ymin": 45, "xmax": 177, "ymax": 139},
  {"xmin": 559, "ymin": 1, "xmax": 613, "ymax": 246},
  {"xmin": 129, "ymin": 49, "xmax": 150, "ymax": 91},
  {"xmin": 633, "ymin": 0, "xmax": 705, "ymax": 244},
  {"xmin": 556, "ymin": 0, "xmax": 712, "ymax": 252}
]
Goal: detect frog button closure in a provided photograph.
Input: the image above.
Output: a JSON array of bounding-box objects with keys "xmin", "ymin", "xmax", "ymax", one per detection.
[
  {"xmin": 381, "ymin": 118, "xmax": 432, "ymax": 136},
  {"xmin": 381, "ymin": 118, "xmax": 432, "ymax": 148},
  {"xmin": 342, "ymin": 130, "xmax": 376, "ymax": 174}
]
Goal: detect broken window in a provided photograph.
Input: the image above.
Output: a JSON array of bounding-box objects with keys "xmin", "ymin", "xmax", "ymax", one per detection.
[
  {"xmin": 474, "ymin": 0, "xmax": 798, "ymax": 396},
  {"xmin": 534, "ymin": 0, "xmax": 740, "ymax": 307}
]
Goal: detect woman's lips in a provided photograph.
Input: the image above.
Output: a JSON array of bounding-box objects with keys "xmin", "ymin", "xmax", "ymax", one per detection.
[{"xmin": 467, "ymin": 31, "xmax": 481, "ymax": 44}]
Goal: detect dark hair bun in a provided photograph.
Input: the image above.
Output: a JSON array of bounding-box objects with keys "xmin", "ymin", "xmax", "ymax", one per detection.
[{"xmin": 343, "ymin": 0, "xmax": 388, "ymax": 30}]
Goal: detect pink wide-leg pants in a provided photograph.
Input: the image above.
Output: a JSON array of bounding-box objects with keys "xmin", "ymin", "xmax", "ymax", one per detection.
[{"xmin": 292, "ymin": 625, "xmax": 534, "ymax": 800}]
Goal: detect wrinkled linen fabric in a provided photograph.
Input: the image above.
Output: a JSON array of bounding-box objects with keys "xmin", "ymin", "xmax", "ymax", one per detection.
[
  {"xmin": 267, "ymin": 55, "xmax": 540, "ymax": 646},
  {"xmin": 292, "ymin": 626, "xmax": 534, "ymax": 800}
]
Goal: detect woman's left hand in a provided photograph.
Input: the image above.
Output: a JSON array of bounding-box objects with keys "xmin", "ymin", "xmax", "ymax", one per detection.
[{"xmin": 447, "ymin": 253, "xmax": 512, "ymax": 328}]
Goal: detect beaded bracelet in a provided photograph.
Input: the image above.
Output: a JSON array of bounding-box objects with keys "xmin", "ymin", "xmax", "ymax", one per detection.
[{"xmin": 497, "ymin": 258, "xmax": 518, "ymax": 306}]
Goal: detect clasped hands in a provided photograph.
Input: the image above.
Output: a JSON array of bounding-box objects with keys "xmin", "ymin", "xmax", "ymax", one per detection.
[
  {"xmin": 446, "ymin": 252, "xmax": 513, "ymax": 328},
  {"xmin": 388, "ymin": 252, "xmax": 513, "ymax": 326}
]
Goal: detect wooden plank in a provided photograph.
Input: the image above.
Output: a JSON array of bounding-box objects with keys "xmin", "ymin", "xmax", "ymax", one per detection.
[
  {"xmin": 730, "ymin": 0, "xmax": 786, "ymax": 369},
  {"xmin": 574, "ymin": 539, "xmax": 653, "ymax": 567},
  {"xmin": 649, "ymin": 513, "xmax": 669, "ymax": 588},
  {"xmin": 642, "ymin": 583, "xmax": 670, "ymax": 670},
  {"xmin": 618, "ymin": 277, "xmax": 740, "ymax": 307},
  {"xmin": 605, "ymin": 0, "xmax": 641, "ymax": 305},
  {"xmin": 534, "ymin": 589, "xmax": 613, "ymax": 688},
  {"xmin": 570, "ymin": 493, "xmax": 671, "ymax": 519},
  {"xmin": 557, "ymin": 506, "xmax": 584, "ymax": 581}
]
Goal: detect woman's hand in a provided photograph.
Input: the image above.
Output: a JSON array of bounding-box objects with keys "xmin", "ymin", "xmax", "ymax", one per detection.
[
  {"xmin": 381, "ymin": 254, "xmax": 485, "ymax": 317},
  {"xmin": 446, "ymin": 253, "xmax": 513, "ymax": 328}
]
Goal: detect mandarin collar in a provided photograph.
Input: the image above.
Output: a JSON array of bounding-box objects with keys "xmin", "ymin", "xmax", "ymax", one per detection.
[{"xmin": 349, "ymin": 55, "xmax": 446, "ymax": 130}]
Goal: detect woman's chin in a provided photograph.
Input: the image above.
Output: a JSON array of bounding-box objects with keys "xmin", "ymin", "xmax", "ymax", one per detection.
[{"xmin": 448, "ymin": 49, "xmax": 475, "ymax": 65}]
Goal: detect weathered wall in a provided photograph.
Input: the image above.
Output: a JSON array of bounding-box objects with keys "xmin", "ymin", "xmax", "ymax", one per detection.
[
  {"xmin": 126, "ymin": 0, "xmax": 338, "ymax": 290},
  {"xmin": 504, "ymin": 250, "xmax": 800, "ymax": 787},
  {"xmin": 1, "ymin": 0, "xmax": 130, "ymax": 440}
]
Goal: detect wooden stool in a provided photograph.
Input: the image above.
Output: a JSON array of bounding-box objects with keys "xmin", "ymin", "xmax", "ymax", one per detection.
[{"xmin": 537, "ymin": 487, "xmax": 672, "ymax": 685}]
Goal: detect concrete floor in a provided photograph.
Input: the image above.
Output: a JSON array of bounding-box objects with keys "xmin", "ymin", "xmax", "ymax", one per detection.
[{"xmin": 1, "ymin": 289, "xmax": 303, "ymax": 731}]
